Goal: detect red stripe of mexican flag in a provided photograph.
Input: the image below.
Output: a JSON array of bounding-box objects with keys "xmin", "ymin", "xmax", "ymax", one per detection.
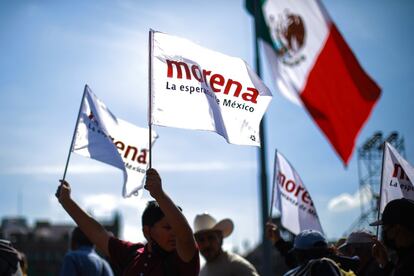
[{"xmin": 301, "ymin": 24, "xmax": 381, "ymax": 165}]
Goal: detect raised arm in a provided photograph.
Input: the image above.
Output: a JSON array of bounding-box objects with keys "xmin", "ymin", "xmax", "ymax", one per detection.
[
  {"xmin": 56, "ymin": 180, "xmax": 111, "ymax": 256},
  {"xmin": 265, "ymin": 222, "xmax": 281, "ymax": 245},
  {"xmin": 145, "ymin": 168, "xmax": 197, "ymax": 262}
]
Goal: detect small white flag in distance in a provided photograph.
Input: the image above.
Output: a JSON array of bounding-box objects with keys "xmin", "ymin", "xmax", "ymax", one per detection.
[
  {"xmin": 380, "ymin": 142, "xmax": 414, "ymax": 212},
  {"xmin": 273, "ymin": 150, "xmax": 323, "ymax": 235}
]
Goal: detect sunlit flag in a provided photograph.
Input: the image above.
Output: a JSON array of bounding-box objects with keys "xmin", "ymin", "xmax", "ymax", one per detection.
[
  {"xmin": 379, "ymin": 142, "xmax": 414, "ymax": 212},
  {"xmin": 272, "ymin": 150, "xmax": 323, "ymax": 235},
  {"xmin": 149, "ymin": 30, "xmax": 272, "ymax": 147},
  {"xmin": 246, "ymin": 0, "xmax": 381, "ymax": 164},
  {"xmin": 72, "ymin": 85, "xmax": 157, "ymax": 197}
]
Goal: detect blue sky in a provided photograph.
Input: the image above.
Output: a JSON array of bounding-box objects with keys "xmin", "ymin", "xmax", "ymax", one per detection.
[{"xmin": 1, "ymin": 0, "xmax": 413, "ymax": 253}]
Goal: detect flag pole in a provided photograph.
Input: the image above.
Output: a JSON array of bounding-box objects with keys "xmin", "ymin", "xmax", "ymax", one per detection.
[
  {"xmin": 148, "ymin": 29, "xmax": 154, "ymax": 169},
  {"xmin": 253, "ymin": 1, "xmax": 273, "ymax": 275},
  {"xmin": 376, "ymin": 141, "xmax": 386, "ymax": 237},
  {"xmin": 59, "ymin": 85, "xmax": 88, "ymax": 186},
  {"xmin": 269, "ymin": 149, "xmax": 277, "ymax": 221}
]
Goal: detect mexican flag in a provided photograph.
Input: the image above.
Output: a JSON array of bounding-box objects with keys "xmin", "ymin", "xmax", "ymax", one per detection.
[{"xmin": 246, "ymin": 0, "xmax": 381, "ymax": 165}]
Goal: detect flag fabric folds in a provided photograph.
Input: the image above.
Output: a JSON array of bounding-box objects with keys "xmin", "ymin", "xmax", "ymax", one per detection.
[
  {"xmin": 246, "ymin": 0, "xmax": 381, "ymax": 164},
  {"xmin": 379, "ymin": 142, "xmax": 414, "ymax": 212},
  {"xmin": 72, "ymin": 85, "xmax": 157, "ymax": 197},
  {"xmin": 150, "ymin": 30, "xmax": 273, "ymax": 147},
  {"xmin": 272, "ymin": 150, "xmax": 323, "ymax": 235}
]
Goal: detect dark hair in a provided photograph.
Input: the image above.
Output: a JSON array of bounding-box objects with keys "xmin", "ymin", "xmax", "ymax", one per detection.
[
  {"xmin": 72, "ymin": 227, "xmax": 93, "ymax": 247},
  {"xmin": 142, "ymin": 201, "xmax": 164, "ymax": 227},
  {"xmin": 142, "ymin": 201, "xmax": 182, "ymax": 227}
]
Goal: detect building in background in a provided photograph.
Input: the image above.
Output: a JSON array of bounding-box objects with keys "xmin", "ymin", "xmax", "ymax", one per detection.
[
  {"xmin": 345, "ymin": 132, "xmax": 405, "ymax": 235},
  {"xmin": 0, "ymin": 213, "xmax": 121, "ymax": 276}
]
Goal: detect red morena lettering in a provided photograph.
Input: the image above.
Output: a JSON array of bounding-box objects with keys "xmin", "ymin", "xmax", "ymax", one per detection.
[
  {"xmin": 392, "ymin": 164, "xmax": 408, "ymax": 180},
  {"xmin": 166, "ymin": 59, "xmax": 259, "ymax": 104},
  {"xmin": 167, "ymin": 60, "xmax": 191, "ymax": 80},
  {"xmin": 278, "ymin": 172, "xmax": 313, "ymax": 206},
  {"xmin": 121, "ymin": 145, "xmax": 147, "ymax": 164},
  {"xmin": 114, "ymin": 140, "xmax": 147, "ymax": 164},
  {"xmin": 87, "ymin": 117, "xmax": 148, "ymax": 165}
]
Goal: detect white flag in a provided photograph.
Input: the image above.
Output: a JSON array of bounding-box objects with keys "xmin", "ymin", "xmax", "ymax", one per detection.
[
  {"xmin": 72, "ymin": 85, "xmax": 157, "ymax": 197},
  {"xmin": 273, "ymin": 150, "xmax": 323, "ymax": 235},
  {"xmin": 150, "ymin": 30, "xmax": 273, "ymax": 146},
  {"xmin": 379, "ymin": 142, "xmax": 414, "ymax": 212}
]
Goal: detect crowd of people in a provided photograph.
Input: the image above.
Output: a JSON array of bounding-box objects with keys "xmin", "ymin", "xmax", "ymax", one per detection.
[{"xmin": 1, "ymin": 168, "xmax": 413, "ymax": 275}]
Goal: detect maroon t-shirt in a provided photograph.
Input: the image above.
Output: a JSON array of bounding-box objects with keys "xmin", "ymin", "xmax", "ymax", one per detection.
[{"xmin": 108, "ymin": 237, "xmax": 199, "ymax": 276}]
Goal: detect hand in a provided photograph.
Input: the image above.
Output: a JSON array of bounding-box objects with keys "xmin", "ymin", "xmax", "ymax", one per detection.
[
  {"xmin": 372, "ymin": 237, "xmax": 388, "ymax": 267},
  {"xmin": 266, "ymin": 222, "xmax": 281, "ymax": 245},
  {"xmin": 56, "ymin": 179, "xmax": 71, "ymax": 204},
  {"xmin": 144, "ymin": 168, "xmax": 164, "ymax": 200}
]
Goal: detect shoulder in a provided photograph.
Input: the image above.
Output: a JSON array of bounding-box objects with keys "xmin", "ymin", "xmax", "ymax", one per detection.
[
  {"xmin": 63, "ymin": 249, "xmax": 87, "ymax": 261},
  {"xmin": 224, "ymin": 251, "xmax": 258, "ymax": 275},
  {"xmin": 226, "ymin": 251, "xmax": 252, "ymax": 265},
  {"xmin": 108, "ymin": 237, "xmax": 144, "ymax": 252},
  {"xmin": 62, "ymin": 251, "xmax": 76, "ymax": 262},
  {"xmin": 108, "ymin": 237, "xmax": 145, "ymax": 268}
]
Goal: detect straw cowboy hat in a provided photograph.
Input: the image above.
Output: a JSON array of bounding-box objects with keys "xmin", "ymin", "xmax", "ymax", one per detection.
[{"xmin": 193, "ymin": 213, "xmax": 234, "ymax": 238}]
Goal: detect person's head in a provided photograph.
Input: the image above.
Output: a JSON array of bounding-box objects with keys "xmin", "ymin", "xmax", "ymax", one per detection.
[
  {"xmin": 71, "ymin": 227, "xmax": 93, "ymax": 250},
  {"xmin": 193, "ymin": 213, "xmax": 233, "ymax": 262},
  {"xmin": 142, "ymin": 201, "xmax": 181, "ymax": 253},
  {"xmin": 0, "ymin": 239, "xmax": 22, "ymax": 276},
  {"xmin": 370, "ymin": 198, "xmax": 414, "ymax": 250},
  {"xmin": 292, "ymin": 229, "xmax": 330, "ymax": 265},
  {"xmin": 338, "ymin": 230, "xmax": 374, "ymax": 266}
]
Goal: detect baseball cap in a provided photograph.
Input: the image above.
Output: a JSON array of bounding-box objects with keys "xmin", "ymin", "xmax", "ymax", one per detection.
[
  {"xmin": 293, "ymin": 229, "xmax": 327, "ymax": 250},
  {"xmin": 370, "ymin": 198, "xmax": 414, "ymax": 231},
  {"xmin": 338, "ymin": 230, "xmax": 374, "ymax": 251}
]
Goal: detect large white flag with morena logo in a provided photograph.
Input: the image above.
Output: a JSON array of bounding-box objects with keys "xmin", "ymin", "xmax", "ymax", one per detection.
[
  {"xmin": 150, "ymin": 30, "xmax": 273, "ymax": 147},
  {"xmin": 73, "ymin": 85, "xmax": 158, "ymax": 197},
  {"xmin": 273, "ymin": 150, "xmax": 323, "ymax": 235},
  {"xmin": 380, "ymin": 142, "xmax": 414, "ymax": 212}
]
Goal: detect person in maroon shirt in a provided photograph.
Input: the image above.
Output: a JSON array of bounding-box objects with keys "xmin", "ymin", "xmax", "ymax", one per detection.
[{"xmin": 56, "ymin": 168, "xmax": 200, "ymax": 276}]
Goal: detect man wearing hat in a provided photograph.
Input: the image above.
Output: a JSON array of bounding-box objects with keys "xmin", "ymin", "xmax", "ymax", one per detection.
[
  {"xmin": 266, "ymin": 223, "xmax": 359, "ymax": 275},
  {"xmin": 193, "ymin": 213, "xmax": 259, "ymax": 276},
  {"xmin": 370, "ymin": 198, "xmax": 414, "ymax": 276},
  {"xmin": 338, "ymin": 230, "xmax": 386, "ymax": 276}
]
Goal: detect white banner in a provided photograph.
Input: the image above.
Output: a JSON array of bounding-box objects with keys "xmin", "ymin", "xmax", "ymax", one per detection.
[
  {"xmin": 73, "ymin": 85, "xmax": 157, "ymax": 197},
  {"xmin": 273, "ymin": 150, "xmax": 323, "ymax": 235},
  {"xmin": 150, "ymin": 30, "xmax": 272, "ymax": 146},
  {"xmin": 380, "ymin": 142, "xmax": 414, "ymax": 212}
]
